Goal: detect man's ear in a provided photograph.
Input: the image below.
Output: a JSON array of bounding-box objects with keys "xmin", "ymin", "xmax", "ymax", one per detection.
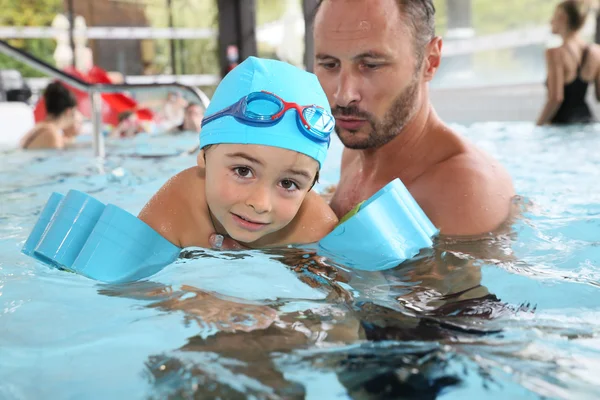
[{"xmin": 423, "ymin": 36, "xmax": 443, "ymax": 82}]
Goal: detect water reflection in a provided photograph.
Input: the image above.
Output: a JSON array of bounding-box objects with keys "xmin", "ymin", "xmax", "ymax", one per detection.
[{"xmin": 98, "ymin": 208, "xmax": 528, "ymax": 398}]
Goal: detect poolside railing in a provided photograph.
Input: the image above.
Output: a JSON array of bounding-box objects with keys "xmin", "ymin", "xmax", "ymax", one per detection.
[{"xmin": 0, "ymin": 39, "xmax": 211, "ymax": 158}]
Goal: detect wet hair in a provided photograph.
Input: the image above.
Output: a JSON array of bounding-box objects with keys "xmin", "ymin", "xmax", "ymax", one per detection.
[
  {"xmin": 315, "ymin": 0, "xmax": 436, "ymax": 61},
  {"xmin": 558, "ymin": 0, "xmax": 589, "ymax": 32},
  {"xmin": 44, "ymin": 82, "xmax": 77, "ymax": 118}
]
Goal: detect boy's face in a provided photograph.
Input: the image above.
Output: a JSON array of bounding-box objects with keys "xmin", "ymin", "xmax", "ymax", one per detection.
[{"xmin": 203, "ymin": 144, "xmax": 319, "ymax": 245}]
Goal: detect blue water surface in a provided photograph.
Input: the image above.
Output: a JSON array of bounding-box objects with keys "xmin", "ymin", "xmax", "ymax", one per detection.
[{"xmin": 1, "ymin": 125, "xmax": 599, "ymax": 399}]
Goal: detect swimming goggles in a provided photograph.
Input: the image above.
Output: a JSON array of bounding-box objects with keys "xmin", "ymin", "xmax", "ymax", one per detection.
[{"xmin": 201, "ymin": 91, "xmax": 335, "ymax": 143}]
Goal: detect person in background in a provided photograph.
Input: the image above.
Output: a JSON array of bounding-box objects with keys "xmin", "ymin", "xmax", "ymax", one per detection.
[
  {"xmin": 160, "ymin": 91, "xmax": 186, "ymax": 130},
  {"xmin": 62, "ymin": 108, "xmax": 84, "ymax": 146},
  {"xmin": 110, "ymin": 111, "xmax": 148, "ymax": 138},
  {"xmin": 20, "ymin": 81, "xmax": 80, "ymax": 150},
  {"xmin": 537, "ymin": 0, "xmax": 600, "ymax": 125},
  {"xmin": 169, "ymin": 103, "xmax": 204, "ymax": 134}
]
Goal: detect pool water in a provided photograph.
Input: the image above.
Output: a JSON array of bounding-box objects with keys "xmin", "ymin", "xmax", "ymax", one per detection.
[{"xmin": 1, "ymin": 125, "xmax": 600, "ymax": 399}]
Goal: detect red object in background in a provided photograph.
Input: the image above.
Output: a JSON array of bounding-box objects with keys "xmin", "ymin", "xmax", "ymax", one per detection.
[
  {"xmin": 87, "ymin": 66, "xmax": 154, "ymax": 122},
  {"xmin": 226, "ymin": 45, "xmax": 239, "ymax": 73},
  {"xmin": 33, "ymin": 66, "xmax": 154, "ymax": 126},
  {"xmin": 226, "ymin": 63, "xmax": 239, "ymax": 73}
]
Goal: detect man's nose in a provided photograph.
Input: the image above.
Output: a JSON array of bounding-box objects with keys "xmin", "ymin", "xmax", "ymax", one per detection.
[
  {"xmin": 334, "ymin": 68, "xmax": 361, "ymax": 107},
  {"xmin": 245, "ymin": 185, "xmax": 272, "ymax": 214}
]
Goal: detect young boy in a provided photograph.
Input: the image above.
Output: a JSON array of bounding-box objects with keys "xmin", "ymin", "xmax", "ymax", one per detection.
[
  {"xmin": 20, "ymin": 81, "xmax": 80, "ymax": 150},
  {"xmin": 139, "ymin": 57, "xmax": 338, "ymax": 249}
]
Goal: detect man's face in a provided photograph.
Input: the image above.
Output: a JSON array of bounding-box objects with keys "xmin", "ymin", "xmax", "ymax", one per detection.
[{"xmin": 314, "ymin": 0, "xmax": 425, "ymax": 149}]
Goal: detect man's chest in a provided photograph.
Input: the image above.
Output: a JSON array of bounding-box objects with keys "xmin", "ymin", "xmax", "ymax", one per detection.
[
  {"xmin": 330, "ymin": 168, "xmax": 384, "ymax": 218},
  {"xmin": 329, "ymin": 160, "xmax": 429, "ymax": 219}
]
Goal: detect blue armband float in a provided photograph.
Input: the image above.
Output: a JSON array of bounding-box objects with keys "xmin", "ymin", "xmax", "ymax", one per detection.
[
  {"xmin": 318, "ymin": 178, "xmax": 439, "ymax": 271},
  {"xmin": 21, "ymin": 190, "xmax": 181, "ymax": 283}
]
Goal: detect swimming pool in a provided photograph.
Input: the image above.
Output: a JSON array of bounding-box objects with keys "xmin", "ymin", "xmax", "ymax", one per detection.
[{"xmin": 1, "ymin": 124, "xmax": 599, "ymax": 399}]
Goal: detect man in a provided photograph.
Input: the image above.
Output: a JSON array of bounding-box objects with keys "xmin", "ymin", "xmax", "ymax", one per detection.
[
  {"xmin": 314, "ymin": 0, "xmax": 514, "ymax": 236},
  {"xmin": 210, "ymin": 0, "xmax": 514, "ymax": 248}
]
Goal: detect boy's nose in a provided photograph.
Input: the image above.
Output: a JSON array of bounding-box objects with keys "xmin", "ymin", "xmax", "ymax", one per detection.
[{"xmin": 246, "ymin": 185, "xmax": 272, "ymax": 214}]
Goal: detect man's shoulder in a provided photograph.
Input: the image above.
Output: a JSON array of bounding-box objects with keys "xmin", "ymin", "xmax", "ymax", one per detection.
[{"xmin": 414, "ymin": 147, "xmax": 515, "ymax": 236}]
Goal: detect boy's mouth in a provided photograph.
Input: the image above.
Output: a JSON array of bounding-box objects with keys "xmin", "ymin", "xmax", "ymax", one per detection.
[{"xmin": 231, "ymin": 213, "xmax": 269, "ymax": 231}]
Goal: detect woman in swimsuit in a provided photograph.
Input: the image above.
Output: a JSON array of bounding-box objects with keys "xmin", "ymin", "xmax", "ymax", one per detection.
[
  {"xmin": 20, "ymin": 82, "xmax": 80, "ymax": 149},
  {"xmin": 537, "ymin": 0, "xmax": 600, "ymax": 125}
]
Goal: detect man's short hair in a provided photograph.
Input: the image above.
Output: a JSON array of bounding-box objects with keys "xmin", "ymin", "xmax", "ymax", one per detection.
[{"xmin": 315, "ymin": 0, "xmax": 436, "ymax": 60}]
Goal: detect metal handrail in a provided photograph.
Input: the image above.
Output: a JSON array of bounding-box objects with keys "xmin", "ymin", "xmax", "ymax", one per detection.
[{"xmin": 0, "ymin": 39, "xmax": 212, "ymax": 157}]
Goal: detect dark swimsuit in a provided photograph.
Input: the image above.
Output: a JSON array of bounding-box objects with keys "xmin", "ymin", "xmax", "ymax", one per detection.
[{"xmin": 550, "ymin": 46, "xmax": 595, "ymax": 125}]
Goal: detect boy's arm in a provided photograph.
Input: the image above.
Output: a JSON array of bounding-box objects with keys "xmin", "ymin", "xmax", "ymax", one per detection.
[
  {"xmin": 138, "ymin": 167, "xmax": 209, "ymax": 248},
  {"xmin": 280, "ymin": 190, "xmax": 339, "ymax": 245},
  {"xmin": 138, "ymin": 176, "xmax": 185, "ymax": 248}
]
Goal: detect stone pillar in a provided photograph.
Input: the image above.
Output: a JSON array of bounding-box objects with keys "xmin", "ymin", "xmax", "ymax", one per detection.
[
  {"xmin": 167, "ymin": 0, "xmax": 177, "ymax": 75},
  {"xmin": 303, "ymin": 0, "xmax": 319, "ymax": 72},
  {"xmin": 67, "ymin": 0, "xmax": 76, "ymax": 67},
  {"xmin": 217, "ymin": 0, "xmax": 257, "ymax": 77},
  {"xmin": 595, "ymin": 8, "xmax": 600, "ymax": 44}
]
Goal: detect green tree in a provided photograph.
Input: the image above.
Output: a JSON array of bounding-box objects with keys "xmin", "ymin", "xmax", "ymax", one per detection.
[
  {"xmin": 433, "ymin": 0, "xmax": 560, "ymax": 36},
  {"xmin": 144, "ymin": 0, "xmax": 290, "ymax": 76},
  {"xmin": 0, "ymin": 0, "xmax": 64, "ymax": 77},
  {"xmin": 471, "ymin": 0, "xmax": 559, "ymax": 35},
  {"xmin": 143, "ymin": 0, "xmax": 218, "ymax": 75}
]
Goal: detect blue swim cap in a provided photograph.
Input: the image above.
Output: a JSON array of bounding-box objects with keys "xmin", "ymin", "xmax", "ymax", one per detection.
[{"xmin": 199, "ymin": 57, "xmax": 331, "ymax": 168}]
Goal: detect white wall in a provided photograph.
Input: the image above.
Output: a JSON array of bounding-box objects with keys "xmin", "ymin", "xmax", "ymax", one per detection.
[{"xmin": 0, "ymin": 102, "xmax": 34, "ymax": 148}]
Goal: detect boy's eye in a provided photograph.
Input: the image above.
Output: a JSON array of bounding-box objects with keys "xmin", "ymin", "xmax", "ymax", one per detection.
[
  {"xmin": 280, "ymin": 179, "xmax": 298, "ymax": 190},
  {"xmin": 234, "ymin": 167, "xmax": 252, "ymax": 177}
]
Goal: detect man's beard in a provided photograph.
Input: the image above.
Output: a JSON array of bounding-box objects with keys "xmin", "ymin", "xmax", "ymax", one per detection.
[{"xmin": 333, "ymin": 77, "xmax": 420, "ymax": 150}]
